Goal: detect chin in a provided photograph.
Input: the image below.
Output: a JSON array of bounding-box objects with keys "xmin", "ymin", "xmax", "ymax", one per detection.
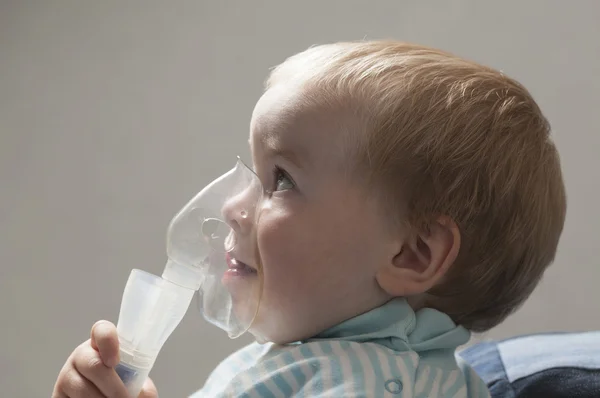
[
  {"xmin": 245, "ymin": 312, "xmax": 298, "ymax": 345},
  {"xmin": 249, "ymin": 329, "xmax": 297, "ymax": 345},
  {"xmin": 242, "ymin": 295, "xmax": 331, "ymax": 344}
]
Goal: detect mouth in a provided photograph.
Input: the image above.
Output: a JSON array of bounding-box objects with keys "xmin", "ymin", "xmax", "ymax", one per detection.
[{"xmin": 225, "ymin": 253, "xmax": 258, "ymax": 277}]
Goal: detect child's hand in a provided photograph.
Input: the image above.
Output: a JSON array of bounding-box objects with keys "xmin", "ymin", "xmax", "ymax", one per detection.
[{"xmin": 52, "ymin": 320, "xmax": 158, "ymax": 398}]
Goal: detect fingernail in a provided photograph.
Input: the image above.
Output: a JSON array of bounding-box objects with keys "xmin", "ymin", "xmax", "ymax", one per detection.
[{"xmin": 91, "ymin": 320, "xmax": 109, "ymax": 335}]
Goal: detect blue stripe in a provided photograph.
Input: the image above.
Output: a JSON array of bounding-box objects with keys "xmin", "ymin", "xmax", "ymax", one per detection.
[
  {"xmin": 407, "ymin": 353, "xmax": 417, "ymax": 376},
  {"xmin": 250, "ymin": 382, "xmax": 277, "ymax": 398},
  {"xmin": 386, "ymin": 349, "xmax": 401, "ymax": 387},
  {"xmin": 238, "ymin": 346, "xmax": 255, "ymax": 363},
  {"xmin": 299, "ymin": 344, "xmax": 320, "ymax": 396},
  {"xmin": 282, "ymin": 350, "xmax": 306, "ymax": 390},
  {"xmin": 299, "ymin": 343, "xmax": 315, "ymax": 362},
  {"xmin": 444, "ymin": 371, "xmax": 465, "ymax": 397},
  {"xmin": 319, "ymin": 341, "xmax": 334, "ymax": 355},
  {"xmin": 264, "ymin": 357, "xmax": 293, "ymax": 396},
  {"xmin": 364, "ymin": 344, "xmax": 385, "ymax": 397},
  {"xmin": 236, "ymin": 345, "xmax": 277, "ymax": 398},
  {"xmin": 419, "ymin": 367, "xmax": 437, "ymax": 398},
  {"xmin": 320, "ymin": 342, "xmax": 344, "ymax": 388},
  {"xmin": 390, "ymin": 353, "xmax": 415, "ymax": 396},
  {"xmin": 345, "ymin": 342, "xmax": 366, "ymax": 391}
]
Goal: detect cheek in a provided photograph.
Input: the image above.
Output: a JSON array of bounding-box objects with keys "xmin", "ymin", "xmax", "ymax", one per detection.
[
  {"xmin": 256, "ymin": 208, "xmax": 312, "ymax": 274},
  {"xmin": 256, "ymin": 200, "xmax": 374, "ymax": 287},
  {"xmin": 255, "ymin": 205, "xmax": 331, "ymax": 293}
]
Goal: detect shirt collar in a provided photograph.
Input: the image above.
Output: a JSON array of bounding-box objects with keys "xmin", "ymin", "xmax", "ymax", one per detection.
[{"xmin": 306, "ymin": 298, "xmax": 470, "ymax": 354}]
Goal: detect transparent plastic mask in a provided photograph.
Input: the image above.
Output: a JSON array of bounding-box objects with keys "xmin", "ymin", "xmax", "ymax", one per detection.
[{"xmin": 164, "ymin": 157, "xmax": 263, "ymax": 338}]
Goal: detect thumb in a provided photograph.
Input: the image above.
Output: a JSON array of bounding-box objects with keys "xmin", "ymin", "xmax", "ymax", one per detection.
[
  {"xmin": 90, "ymin": 320, "xmax": 120, "ymax": 368},
  {"xmin": 139, "ymin": 377, "xmax": 159, "ymax": 398}
]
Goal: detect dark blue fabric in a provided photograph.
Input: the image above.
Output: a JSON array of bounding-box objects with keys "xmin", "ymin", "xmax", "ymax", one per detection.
[
  {"xmin": 459, "ymin": 332, "xmax": 600, "ymax": 398},
  {"xmin": 512, "ymin": 368, "xmax": 600, "ymax": 398}
]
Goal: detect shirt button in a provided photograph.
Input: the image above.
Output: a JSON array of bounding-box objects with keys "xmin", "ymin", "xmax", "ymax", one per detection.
[{"xmin": 385, "ymin": 379, "xmax": 403, "ymax": 394}]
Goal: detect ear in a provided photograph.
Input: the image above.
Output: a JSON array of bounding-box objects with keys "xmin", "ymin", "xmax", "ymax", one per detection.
[{"xmin": 376, "ymin": 216, "xmax": 460, "ymax": 297}]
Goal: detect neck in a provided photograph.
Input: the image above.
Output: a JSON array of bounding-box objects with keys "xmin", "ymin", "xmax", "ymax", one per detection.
[{"xmin": 406, "ymin": 294, "xmax": 426, "ymax": 311}]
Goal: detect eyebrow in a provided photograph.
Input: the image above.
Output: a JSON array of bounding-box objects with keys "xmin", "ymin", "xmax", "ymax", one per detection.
[{"xmin": 250, "ymin": 137, "xmax": 305, "ymax": 170}]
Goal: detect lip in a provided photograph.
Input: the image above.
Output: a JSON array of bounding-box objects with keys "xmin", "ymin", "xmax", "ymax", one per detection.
[{"xmin": 225, "ymin": 252, "xmax": 257, "ymax": 274}]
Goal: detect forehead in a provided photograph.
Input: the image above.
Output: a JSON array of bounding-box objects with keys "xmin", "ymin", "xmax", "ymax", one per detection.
[{"xmin": 249, "ymin": 84, "xmax": 357, "ymax": 170}]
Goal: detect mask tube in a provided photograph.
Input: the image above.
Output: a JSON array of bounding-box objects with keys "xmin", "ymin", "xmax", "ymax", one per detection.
[{"xmin": 114, "ymin": 157, "xmax": 263, "ymax": 397}]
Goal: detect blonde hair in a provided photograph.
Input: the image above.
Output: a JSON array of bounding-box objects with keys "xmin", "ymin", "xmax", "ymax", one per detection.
[{"xmin": 266, "ymin": 41, "xmax": 567, "ymax": 332}]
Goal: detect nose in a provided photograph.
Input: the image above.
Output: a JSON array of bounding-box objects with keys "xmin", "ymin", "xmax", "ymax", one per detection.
[{"xmin": 222, "ymin": 188, "xmax": 256, "ymax": 236}]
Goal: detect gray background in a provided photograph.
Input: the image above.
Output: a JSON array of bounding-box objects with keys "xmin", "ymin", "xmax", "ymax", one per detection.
[{"xmin": 1, "ymin": 1, "xmax": 598, "ymax": 397}]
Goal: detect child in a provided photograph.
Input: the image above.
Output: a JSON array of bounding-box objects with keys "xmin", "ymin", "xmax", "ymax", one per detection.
[{"xmin": 52, "ymin": 41, "xmax": 566, "ymax": 397}]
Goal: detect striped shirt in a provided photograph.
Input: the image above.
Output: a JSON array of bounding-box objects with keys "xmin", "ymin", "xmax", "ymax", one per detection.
[{"xmin": 192, "ymin": 299, "xmax": 490, "ymax": 397}]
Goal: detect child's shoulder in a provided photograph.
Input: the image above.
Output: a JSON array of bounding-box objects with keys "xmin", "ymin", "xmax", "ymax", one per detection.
[{"xmin": 193, "ymin": 339, "xmax": 488, "ymax": 397}]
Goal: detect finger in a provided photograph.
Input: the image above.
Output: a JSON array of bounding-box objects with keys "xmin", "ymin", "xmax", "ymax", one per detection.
[
  {"xmin": 72, "ymin": 343, "xmax": 129, "ymax": 398},
  {"xmin": 51, "ymin": 385, "xmax": 68, "ymax": 398},
  {"xmin": 58, "ymin": 366, "xmax": 105, "ymax": 398},
  {"xmin": 52, "ymin": 359, "xmax": 71, "ymax": 398},
  {"xmin": 90, "ymin": 320, "xmax": 120, "ymax": 367},
  {"xmin": 139, "ymin": 377, "xmax": 159, "ymax": 398}
]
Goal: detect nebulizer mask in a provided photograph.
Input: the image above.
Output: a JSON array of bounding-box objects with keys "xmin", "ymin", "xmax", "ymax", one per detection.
[{"xmin": 114, "ymin": 158, "xmax": 263, "ymax": 397}]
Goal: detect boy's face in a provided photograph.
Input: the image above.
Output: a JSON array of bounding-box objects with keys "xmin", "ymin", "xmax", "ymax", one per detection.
[{"xmin": 224, "ymin": 84, "xmax": 393, "ymax": 343}]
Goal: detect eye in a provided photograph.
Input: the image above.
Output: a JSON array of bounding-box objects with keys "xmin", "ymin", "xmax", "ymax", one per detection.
[{"xmin": 273, "ymin": 166, "xmax": 295, "ymax": 192}]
